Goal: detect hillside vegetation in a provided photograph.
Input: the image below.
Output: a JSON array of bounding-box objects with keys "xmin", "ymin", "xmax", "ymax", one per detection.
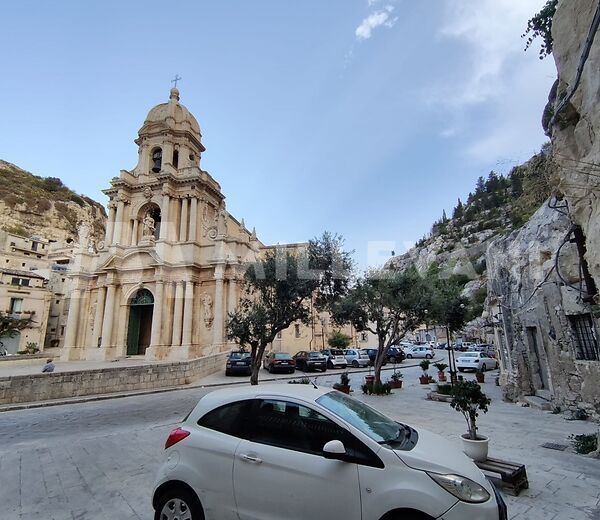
[{"xmin": 0, "ymin": 160, "xmax": 106, "ymax": 240}]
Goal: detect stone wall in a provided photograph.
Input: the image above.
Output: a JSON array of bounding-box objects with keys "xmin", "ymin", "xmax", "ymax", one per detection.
[
  {"xmin": 486, "ymin": 201, "xmax": 600, "ymax": 419},
  {"xmin": 0, "ymin": 352, "xmax": 227, "ymax": 405}
]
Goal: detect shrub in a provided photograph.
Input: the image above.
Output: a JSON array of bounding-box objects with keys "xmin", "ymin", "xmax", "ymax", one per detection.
[
  {"xmin": 420, "ymin": 360, "xmax": 431, "ymax": 372},
  {"xmin": 450, "ymin": 380, "xmax": 491, "ymax": 440},
  {"xmin": 328, "ymin": 330, "xmax": 351, "ymax": 349},
  {"xmin": 390, "ymin": 371, "xmax": 403, "ymax": 382},
  {"xmin": 361, "ymin": 382, "xmax": 392, "ymax": 395},
  {"xmin": 434, "ymin": 363, "xmax": 448, "ymax": 373},
  {"xmin": 437, "ymin": 384, "xmax": 453, "ymax": 395},
  {"xmin": 570, "ymin": 433, "xmax": 598, "ymax": 455},
  {"xmin": 339, "ymin": 371, "xmax": 350, "ymax": 386}
]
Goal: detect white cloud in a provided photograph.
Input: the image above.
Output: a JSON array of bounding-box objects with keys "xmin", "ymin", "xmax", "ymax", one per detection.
[{"xmin": 355, "ymin": 5, "xmax": 398, "ymax": 41}]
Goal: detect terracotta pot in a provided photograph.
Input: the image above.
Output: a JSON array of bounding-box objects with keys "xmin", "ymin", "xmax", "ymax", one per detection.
[
  {"xmin": 390, "ymin": 380, "xmax": 403, "ymax": 389},
  {"xmin": 333, "ymin": 383, "xmax": 351, "ymax": 394},
  {"xmin": 365, "ymin": 375, "xmax": 375, "ymax": 386},
  {"xmin": 461, "ymin": 434, "xmax": 489, "ymax": 462},
  {"xmin": 419, "ymin": 375, "xmax": 430, "ymax": 385},
  {"xmin": 438, "ymin": 372, "xmax": 447, "ymax": 382},
  {"xmin": 475, "ymin": 372, "xmax": 485, "ymax": 383}
]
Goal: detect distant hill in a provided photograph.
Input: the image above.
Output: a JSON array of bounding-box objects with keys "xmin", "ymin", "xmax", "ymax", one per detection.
[
  {"xmin": 0, "ymin": 160, "xmax": 106, "ymax": 241},
  {"xmin": 386, "ymin": 144, "xmax": 555, "ymax": 314}
]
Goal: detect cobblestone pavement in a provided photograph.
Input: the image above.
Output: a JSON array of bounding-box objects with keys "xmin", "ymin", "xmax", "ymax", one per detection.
[{"xmin": 1, "ymin": 364, "xmax": 598, "ymax": 519}]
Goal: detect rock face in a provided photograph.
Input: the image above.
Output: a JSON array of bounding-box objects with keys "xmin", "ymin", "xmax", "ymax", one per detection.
[
  {"xmin": 550, "ymin": 0, "xmax": 600, "ymax": 282},
  {"xmin": 0, "ymin": 160, "xmax": 106, "ymax": 242},
  {"xmin": 487, "ymin": 201, "xmax": 600, "ymax": 419}
]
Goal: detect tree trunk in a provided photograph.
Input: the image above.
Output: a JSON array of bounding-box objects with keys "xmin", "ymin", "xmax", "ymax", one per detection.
[
  {"xmin": 250, "ymin": 343, "xmax": 268, "ymax": 386},
  {"xmin": 374, "ymin": 336, "xmax": 386, "ymax": 386}
]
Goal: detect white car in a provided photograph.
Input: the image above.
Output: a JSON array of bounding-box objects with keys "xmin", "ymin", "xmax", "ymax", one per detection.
[
  {"xmin": 153, "ymin": 385, "xmax": 506, "ymax": 520},
  {"xmin": 344, "ymin": 348, "xmax": 371, "ymax": 368},
  {"xmin": 457, "ymin": 352, "xmax": 499, "ymax": 372},
  {"xmin": 404, "ymin": 346, "xmax": 434, "ymax": 359}
]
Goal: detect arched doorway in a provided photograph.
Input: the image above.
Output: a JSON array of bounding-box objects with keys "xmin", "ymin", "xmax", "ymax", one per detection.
[{"xmin": 126, "ymin": 289, "xmax": 154, "ymax": 355}]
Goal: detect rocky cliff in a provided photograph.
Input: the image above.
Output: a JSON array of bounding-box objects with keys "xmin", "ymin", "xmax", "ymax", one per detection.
[
  {"xmin": 549, "ymin": 0, "xmax": 600, "ymax": 285},
  {"xmin": 0, "ymin": 160, "xmax": 106, "ymax": 241}
]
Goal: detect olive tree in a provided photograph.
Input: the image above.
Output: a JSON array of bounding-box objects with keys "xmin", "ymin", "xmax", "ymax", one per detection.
[{"xmin": 332, "ymin": 267, "xmax": 431, "ymax": 385}]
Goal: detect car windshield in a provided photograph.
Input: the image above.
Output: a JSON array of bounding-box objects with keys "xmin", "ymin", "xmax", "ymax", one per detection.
[
  {"xmin": 274, "ymin": 353, "xmax": 292, "ymax": 359},
  {"xmin": 330, "ymin": 349, "xmax": 344, "ymax": 355},
  {"xmin": 359, "ymin": 349, "xmax": 369, "ymax": 355},
  {"xmin": 229, "ymin": 352, "xmax": 250, "ymax": 359},
  {"xmin": 462, "ymin": 353, "xmax": 479, "ymax": 357},
  {"xmin": 317, "ymin": 391, "xmax": 403, "ymax": 444},
  {"xmin": 308, "ymin": 352, "xmax": 323, "ymax": 358}
]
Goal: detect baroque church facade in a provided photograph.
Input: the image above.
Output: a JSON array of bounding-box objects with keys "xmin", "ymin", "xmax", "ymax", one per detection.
[{"xmin": 61, "ymin": 87, "xmax": 263, "ymax": 362}]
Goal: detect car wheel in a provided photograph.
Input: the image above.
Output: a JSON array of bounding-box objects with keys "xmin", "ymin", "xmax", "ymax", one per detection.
[
  {"xmin": 225, "ymin": 369, "xmax": 231, "ymax": 376},
  {"xmin": 268, "ymin": 365, "xmax": 274, "ymax": 373},
  {"xmin": 389, "ymin": 356, "xmax": 397, "ymax": 364},
  {"xmin": 352, "ymin": 360, "xmax": 359, "ymax": 368},
  {"xmin": 327, "ymin": 360, "xmax": 333, "ymax": 369},
  {"xmin": 154, "ymin": 486, "xmax": 204, "ymax": 520},
  {"xmin": 425, "ymin": 354, "xmax": 432, "ymax": 359},
  {"xmin": 406, "ymin": 354, "xmax": 413, "ymax": 359},
  {"xmin": 482, "ymin": 363, "xmax": 487, "ymax": 371},
  {"xmin": 458, "ymin": 368, "xmax": 464, "ymax": 372}
]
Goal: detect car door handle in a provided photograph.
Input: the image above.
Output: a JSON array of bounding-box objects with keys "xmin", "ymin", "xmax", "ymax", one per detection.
[{"xmin": 240, "ymin": 454, "xmax": 263, "ymax": 464}]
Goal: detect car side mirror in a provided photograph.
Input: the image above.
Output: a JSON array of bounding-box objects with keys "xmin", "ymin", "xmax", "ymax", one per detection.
[{"xmin": 322, "ymin": 440, "xmax": 348, "ymax": 461}]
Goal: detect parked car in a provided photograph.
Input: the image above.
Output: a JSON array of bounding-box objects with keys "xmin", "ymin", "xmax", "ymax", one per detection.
[
  {"xmin": 456, "ymin": 352, "xmax": 499, "ymax": 372},
  {"xmin": 153, "ymin": 384, "xmax": 505, "ymax": 520},
  {"xmin": 364, "ymin": 348, "xmax": 388, "ymax": 366},
  {"xmin": 469, "ymin": 344, "xmax": 497, "ymax": 359},
  {"xmin": 294, "ymin": 351, "xmax": 327, "ymax": 372},
  {"xmin": 225, "ymin": 351, "xmax": 252, "ymax": 376},
  {"xmin": 321, "ymin": 348, "xmax": 348, "ymax": 369},
  {"xmin": 263, "ymin": 351, "xmax": 296, "ymax": 374},
  {"xmin": 344, "ymin": 348, "xmax": 371, "ymax": 368},
  {"xmin": 386, "ymin": 346, "xmax": 405, "ymax": 364},
  {"xmin": 404, "ymin": 346, "xmax": 434, "ymax": 359}
]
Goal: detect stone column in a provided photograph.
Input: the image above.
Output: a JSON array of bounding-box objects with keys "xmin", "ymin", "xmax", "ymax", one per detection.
[
  {"xmin": 171, "ymin": 281, "xmax": 184, "ymax": 346},
  {"xmin": 213, "ymin": 266, "xmax": 225, "ymax": 346},
  {"xmin": 150, "ymin": 281, "xmax": 164, "ymax": 347},
  {"xmin": 92, "ymin": 285, "xmax": 106, "ymax": 347},
  {"xmin": 179, "ymin": 198, "xmax": 189, "ymax": 242},
  {"xmin": 112, "ymin": 200, "xmax": 125, "ymax": 245},
  {"xmin": 227, "ymin": 275, "xmax": 237, "ymax": 315},
  {"xmin": 182, "ymin": 281, "xmax": 194, "ymax": 346},
  {"xmin": 189, "ymin": 198, "xmax": 198, "ymax": 242},
  {"xmin": 63, "ymin": 288, "xmax": 82, "ymax": 348},
  {"xmin": 100, "ymin": 284, "xmax": 116, "ymax": 347},
  {"xmin": 131, "ymin": 219, "xmax": 139, "ymax": 246},
  {"xmin": 105, "ymin": 203, "xmax": 116, "ymax": 245},
  {"xmin": 160, "ymin": 192, "xmax": 170, "ymax": 241}
]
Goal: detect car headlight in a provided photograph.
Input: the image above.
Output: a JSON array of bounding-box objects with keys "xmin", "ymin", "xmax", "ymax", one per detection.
[{"xmin": 427, "ymin": 472, "xmax": 490, "ymax": 503}]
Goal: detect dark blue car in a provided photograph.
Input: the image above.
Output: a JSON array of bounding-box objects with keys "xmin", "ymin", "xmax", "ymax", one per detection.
[{"xmin": 225, "ymin": 351, "xmax": 252, "ymax": 376}]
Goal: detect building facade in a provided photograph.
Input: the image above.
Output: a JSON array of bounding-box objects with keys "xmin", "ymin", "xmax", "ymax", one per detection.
[{"xmin": 61, "ymin": 88, "xmax": 263, "ymax": 362}]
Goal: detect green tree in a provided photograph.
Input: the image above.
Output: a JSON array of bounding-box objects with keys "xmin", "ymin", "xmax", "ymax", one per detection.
[
  {"xmin": 332, "ymin": 267, "xmax": 431, "ymax": 385},
  {"xmin": 327, "ymin": 331, "xmax": 351, "ymax": 349},
  {"xmin": 226, "ymin": 249, "xmax": 320, "ymax": 385},
  {"xmin": 522, "ymin": 0, "xmax": 558, "ymax": 59},
  {"xmin": 0, "ymin": 312, "xmax": 34, "ymax": 351},
  {"xmin": 308, "ymin": 231, "xmax": 354, "ymax": 311}
]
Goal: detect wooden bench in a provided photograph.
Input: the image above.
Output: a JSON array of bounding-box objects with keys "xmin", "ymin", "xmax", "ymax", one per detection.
[{"xmin": 474, "ymin": 457, "xmax": 529, "ymax": 496}]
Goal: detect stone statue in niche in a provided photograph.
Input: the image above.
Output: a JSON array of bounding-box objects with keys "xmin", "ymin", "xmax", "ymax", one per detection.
[
  {"xmin": 215, "ymin": 201, "xmax": 228, "ymax": 238},
  {"xmin": 142, "ymin": 212, "xmax": 156, "ymax": 238},
  {"xmin": 77, "ymin": 222, "xmax": 90, "ymax": 251},
  {"xmin": 202, "ymin": 293, "xmax": 214, "ymax": 328},
  {"xmin": 88, "ymin": 237, "xmax": 97, "ymax": 254}
]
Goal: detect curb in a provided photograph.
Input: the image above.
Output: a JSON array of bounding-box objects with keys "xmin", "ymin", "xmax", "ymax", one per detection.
[{"xmin": 0, "ymin": 357, "xmax": 443, "ymax": 413}]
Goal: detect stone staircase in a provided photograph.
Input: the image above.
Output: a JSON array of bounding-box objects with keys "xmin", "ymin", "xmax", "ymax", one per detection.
[{"xmin": 523, "ymin": 390, "xmax": 553, "ymax": 411}]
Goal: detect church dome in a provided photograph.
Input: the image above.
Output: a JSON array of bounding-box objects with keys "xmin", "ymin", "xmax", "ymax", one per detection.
[{"xmin": 139, "ymin": 88, "xmax": 201, "ymax": 138}]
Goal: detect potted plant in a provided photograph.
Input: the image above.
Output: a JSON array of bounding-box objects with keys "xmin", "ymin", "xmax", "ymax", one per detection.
[
  {"xmin": 450, "ymin": 380, "xmax": 491, "ymax": 461},
  {"xmin": 475, "ymin": 368, "xmax": 485, "ymax": 383},
  {"xmin": 333, "ymin": 371, "xmax": 351, "ymax": 394},
  {"xmin": 389, "ymin": 370, "xmax": 403, "ymax": 389},
  {"xmin": 434, "ymin": 362, "xmax": 448, "ymax": 382},
  {"xmin": 419, "ymin": 359, "xmax": 431, "ymax": 384}
]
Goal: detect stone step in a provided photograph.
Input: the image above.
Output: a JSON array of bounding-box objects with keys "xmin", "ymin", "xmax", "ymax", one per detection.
[
  {"xmin": 524, "ymin": 395, "xmax": 552, "ymax": 411},
  {"xmin": 535, "ymin": 389, "xmax": 552, "ymax": 401}
]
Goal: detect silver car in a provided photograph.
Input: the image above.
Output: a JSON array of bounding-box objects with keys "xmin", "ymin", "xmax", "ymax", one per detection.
[{"xmin": 344, "ymin": 348, "xmax": 371, "ymax": 368}]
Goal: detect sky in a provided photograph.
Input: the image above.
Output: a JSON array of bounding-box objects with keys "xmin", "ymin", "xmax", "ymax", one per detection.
[{"xmin": 0, "ymin": 0, "xmax": 556, "ymax": 269}]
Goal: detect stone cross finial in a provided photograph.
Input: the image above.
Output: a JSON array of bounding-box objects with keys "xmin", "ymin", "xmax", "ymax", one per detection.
[{"xmin": 171, "ymin": 74, "xmax": 182, "ymax": 88}]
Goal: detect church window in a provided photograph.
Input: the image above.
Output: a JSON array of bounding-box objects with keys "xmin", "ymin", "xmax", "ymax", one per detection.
[
  {"xmin": 569, "ymin": 314, "xmax": 599, "ymax": 361},
  {"xmin": 173, "ymin": 149, "xmax": 179, "ymax": 169},
  {"xmin": 151, "ymin": 148, "xmax": 162, "ymax": 173},
  {"xmin": 295, "ymin": 324, "xmax": 300, "ymax": 338}
]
